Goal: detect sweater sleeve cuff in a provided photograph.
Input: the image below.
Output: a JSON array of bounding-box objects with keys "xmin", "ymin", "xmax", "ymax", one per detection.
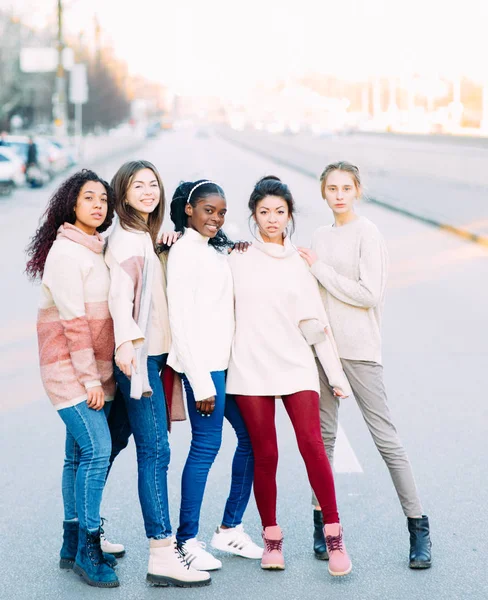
[
  {"xmin": 299, "ymin": 319, "xmax": 327, "ymax": 345},
  {"xmin": 84, "ymin": 380, "xmax": 102, "ymax": 390},
  {"xmin": 115, "ymin": 335, "xmax": 145, "ymax": 352},
  {"xmin": 192, "ymin": 378, "xmax": 217, "ymax": 403}
]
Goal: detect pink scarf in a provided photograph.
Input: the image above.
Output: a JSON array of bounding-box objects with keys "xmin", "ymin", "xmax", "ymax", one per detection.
[{"xmin": 56, "ymin": 223, "xmax": 105, "ymax": 254}]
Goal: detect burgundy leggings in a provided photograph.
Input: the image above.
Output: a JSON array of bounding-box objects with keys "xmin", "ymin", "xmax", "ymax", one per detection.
[{"xmin": 235, "ymin": 391, "xmax": 339, "ymax": 527}]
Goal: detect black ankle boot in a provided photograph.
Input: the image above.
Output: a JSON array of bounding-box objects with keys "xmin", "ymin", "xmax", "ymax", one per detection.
[
  {"xmin": 407, "ymin": 515, "xmax": 432, "ymax": 569},
  {"xmin": 313, "ymin": 510, "xmax": 329, "ymax": 560}
]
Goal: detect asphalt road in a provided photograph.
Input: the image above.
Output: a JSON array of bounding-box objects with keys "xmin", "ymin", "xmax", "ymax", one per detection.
[
  {"xmin": 1, "ymin": 129, "xmax": 487, "ymax": 600},
  {"xmin": 219, "ymin": 127, "xmax": 488, "ymax": 237}
]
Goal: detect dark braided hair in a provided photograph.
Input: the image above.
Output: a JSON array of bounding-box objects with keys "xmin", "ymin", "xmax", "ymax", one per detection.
[
  {"xmin": 25, "ymin": 169, "xmax": 114, "ymax": 281},
  {"xmin": 168, "ymin": 180, "xmax": 234, "ymax": 253},
  {"xmin": 248, "ymin": 175, "xmax": 296, "ymax": 236}
]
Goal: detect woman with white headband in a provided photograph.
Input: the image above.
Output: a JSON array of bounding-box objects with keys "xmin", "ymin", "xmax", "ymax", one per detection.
[{"xmin": 166, "ymin": 180, "xmax": 263, "ymax": 572}]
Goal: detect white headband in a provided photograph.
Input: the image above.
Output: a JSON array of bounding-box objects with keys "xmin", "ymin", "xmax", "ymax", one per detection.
[{"xmin": 187, "ymin": 180, "xmax": 217, "ymax": 203}]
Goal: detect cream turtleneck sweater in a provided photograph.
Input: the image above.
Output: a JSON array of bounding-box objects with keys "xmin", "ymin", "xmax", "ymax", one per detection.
[
  {"xmin": 166, "ymin": 228, "xmax": 234, "ymax": 401},
  {"xmin": 226, "ymin": 234, "xmax": 348, "ymax": 397}
]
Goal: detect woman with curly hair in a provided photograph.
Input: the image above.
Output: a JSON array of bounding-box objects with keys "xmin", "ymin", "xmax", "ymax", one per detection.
[{"xmin": 26, "ymin": 169, "xmax": 119, "ymax": 588}]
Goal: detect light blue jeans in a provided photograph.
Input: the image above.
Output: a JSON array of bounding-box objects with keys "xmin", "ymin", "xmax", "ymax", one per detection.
[
  {"xmin": 59, "ymin": 401, "xmax": 112, "ymax": 532},
  {"xmin": 114, "ymin": 354, "xmax": 172, "ymax": 539}
]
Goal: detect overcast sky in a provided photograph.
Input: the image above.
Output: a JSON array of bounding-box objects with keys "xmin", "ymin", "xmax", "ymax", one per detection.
[{"xmin": 6, "ymin": 0, "xmax": 488, "ymax": 95}]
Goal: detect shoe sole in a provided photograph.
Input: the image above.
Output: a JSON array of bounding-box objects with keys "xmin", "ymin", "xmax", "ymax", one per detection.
[
  {"xmin": 146, "ymin": 574, "xmax": 211, "ymax": 587},
  {"xmin": 106, "ymin": 550, "xmax": 125, "ymax": 558},
  {"xmin": 328, "ymin": 564, "xmax": 352, "ymax": 577},
  {"xmin": 59, "ymin": 558, "xmax": 74, "ymax": 570},
  {"xmin": 72, "ymin": 563, "xmax": 120, "ymax": 587},
  {"xmin": 409, "ymin": 561, "xmax": 431, "ymax": 569},
  {"xmin": 261, "ymin": 564, "xmax": 285, "ymax": 570},
  {"xmin": 314, "ymin": 551, "xmax": 329, "ymax": 561}
]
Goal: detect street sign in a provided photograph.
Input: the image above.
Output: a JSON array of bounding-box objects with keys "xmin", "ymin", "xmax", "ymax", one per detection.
[
  {"xmin": 20, "ymin": 47, "xmax": 74, "ymax": 73},
  {"xmin": 70, "ymin": 64, "xmax": 88, "ymax": 105}
]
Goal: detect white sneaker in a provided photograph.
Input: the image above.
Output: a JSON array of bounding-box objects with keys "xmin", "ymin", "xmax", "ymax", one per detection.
[
  {"xmin": 147, "ymin": 537, "xmax": 211, "ymax": 587},
  {"xmin": 211, "ymin": 524, "xmax": 263, "ymax": 559},
  {"xmin": 100, "ymin": 532, "xmax": 126, "ymax": 558},
  {"xmin": 179, "ymin": 538, "xmax": 222, "ymax": 571}
]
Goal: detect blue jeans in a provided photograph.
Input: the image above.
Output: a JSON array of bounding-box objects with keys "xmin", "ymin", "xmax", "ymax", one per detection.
[
  {"xmin": 177, "ymin": 371, "xmax": 254, "ymax": 543},
  {"xmin": 115, "ymin": 354, "xmax": 171, "ymax": 540},
  {"xmin": 59, "ymin": 401, "xmax": 112, "ymax": 532}
]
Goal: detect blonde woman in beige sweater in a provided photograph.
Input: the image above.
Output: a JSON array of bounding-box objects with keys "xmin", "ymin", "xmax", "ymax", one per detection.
[
  {"xmin": 227, "ymin": 176, "xmax": 352, "ymax": 578},
  {"xmin": 298, "ymin": 161, "xmax": 432, "ymax": 570}
]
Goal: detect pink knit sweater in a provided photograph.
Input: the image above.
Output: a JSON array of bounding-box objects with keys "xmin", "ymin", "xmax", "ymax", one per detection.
[{"xmin": 37, "ymin": 223, "xmax": 115, "ymax": 410}]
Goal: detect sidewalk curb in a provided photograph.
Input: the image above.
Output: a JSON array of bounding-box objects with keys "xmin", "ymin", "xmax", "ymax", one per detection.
[{"xmin": 217, "ymin": 129, "xmax": 488, "ymax": 248}]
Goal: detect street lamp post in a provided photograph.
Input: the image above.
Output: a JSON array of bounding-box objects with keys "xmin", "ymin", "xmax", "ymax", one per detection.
[{"xmin": 53, "ymin": 0, "xmax": 67, "ymax": 136}]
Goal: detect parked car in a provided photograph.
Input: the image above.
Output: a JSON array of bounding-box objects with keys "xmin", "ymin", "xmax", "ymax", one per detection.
[
  {"xmin": 3, "ymin": 135, "xmax": 52, "ymax": 186},
  {"xmin": 46, "ymin": 137, "xmax": 77, "ymax": 170},
  {"xmin": 0, "ymin": 147, "xmax": 26, "ymax": 196},
  {"xmin": 37, "ymin": 137, "xmax": 68, "ymax": 175}
]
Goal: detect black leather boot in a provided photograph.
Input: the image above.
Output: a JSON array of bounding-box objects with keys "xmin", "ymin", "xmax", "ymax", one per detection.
[
  {"xmin": 407, "ymin": 515, "xmax": 432, "ymax": 569},
  {"xmin": 313, "ymin": 510, "xmax": 329, "ymax": 560}
]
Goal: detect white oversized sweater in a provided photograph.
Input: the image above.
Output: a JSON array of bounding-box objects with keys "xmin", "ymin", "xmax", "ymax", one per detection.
[
  {"xmin": 166, "ymin": 228, "xmax": 234, "ymax": 401},
  {"xmin": 310, "ymin": 216, "xmax": 388, "ymax": 364},
  {"xmin": 226, "ymin": 235, "xmax": 347, "ymax": 397}
]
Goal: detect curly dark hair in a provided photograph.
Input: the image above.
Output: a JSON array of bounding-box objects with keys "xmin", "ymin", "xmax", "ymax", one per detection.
[
  {"xmin": 25, "ymin": 169, "xmax": 115, "ymax": 281},
  {"xmin": 165, "ymin": 180, "xmax": 234, "ymax": 253}
]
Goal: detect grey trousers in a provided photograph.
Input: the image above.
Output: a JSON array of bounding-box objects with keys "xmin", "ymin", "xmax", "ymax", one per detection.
[{"xmin": 313, "ymin": 358, "xmax": 423, "ymax": 517}]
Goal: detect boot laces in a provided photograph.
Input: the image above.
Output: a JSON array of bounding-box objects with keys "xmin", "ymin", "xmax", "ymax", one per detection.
[
  {"xmin": 100, "ymin": 516, "xmax": 107, "ymax": 538},
  {"xmin": 175, "ymin": 544, "xmax": 192, "ymax": 570},
  {"xmin": 326, "ymin": 532, "xmax": 344, "ymax": 553},
  {"xmin": 87, "ymin": 530, "xmax": 104, "ymax": 565},
  {"xmin": 264, "ymin": 537, "xmax": 283, "ymax": 553}
]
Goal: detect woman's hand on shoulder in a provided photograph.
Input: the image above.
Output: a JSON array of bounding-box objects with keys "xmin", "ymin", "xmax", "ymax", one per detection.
[
  {"xmin": 159, "ymin": 231, "xmax": 181, "ymax": 247},
  {"xmin": 297, "ymin": 247, "xmax": 318, "ymax": 267},
  {"xmin": 229, "ymin": 240, "xmax": 252, "ymax": 254},
  {"xmin": 87, "ymin": 386, "xmax": 105, "ymax": 411},
  {"xmin": 115, "ymin": 341, "xmax": 137, "ymax": 378}
]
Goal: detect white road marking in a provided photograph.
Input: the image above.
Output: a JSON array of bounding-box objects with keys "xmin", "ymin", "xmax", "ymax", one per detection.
[{"xmin": 333, "ymin": 423, "xmax": 363, "ymax": 474}]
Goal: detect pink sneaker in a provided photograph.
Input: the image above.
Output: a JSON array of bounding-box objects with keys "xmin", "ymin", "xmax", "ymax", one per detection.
[
  {"xmin": 261, "ymin": 526, "xmax": 285, "ymax": 570},
  {"xmin": 324, "ymin": 523, "xmax": 352, "ymax": 577}
]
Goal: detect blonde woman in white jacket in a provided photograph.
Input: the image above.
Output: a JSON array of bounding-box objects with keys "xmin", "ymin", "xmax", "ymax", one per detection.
[{"xmin": 226, "ymin": 176, "xmax": 352, "ymax": 578}]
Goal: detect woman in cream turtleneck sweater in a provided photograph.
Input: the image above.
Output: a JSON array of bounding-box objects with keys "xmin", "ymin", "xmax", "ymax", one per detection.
[{"xmin": 227, "ymin": 176, "xmax": 352, "ymax": 578}]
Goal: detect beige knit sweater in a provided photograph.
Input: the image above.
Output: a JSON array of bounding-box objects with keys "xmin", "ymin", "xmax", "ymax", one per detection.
[{"xmin": 310, "ymin": 216, "xmax": 388, "ymax": 364}]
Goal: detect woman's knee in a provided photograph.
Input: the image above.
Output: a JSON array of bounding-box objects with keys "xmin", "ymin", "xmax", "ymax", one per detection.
[
  {"xmin": 298, "ymin": 437, "xmax": 328, "ymax": 462},
  {"xmin": 190, "ymin": 432, "xmax": 222, "ymax": 460},
  {"xmin": 253, "ymin": 447, "xmax": 278, "ymax": 472},
  {"xmin": 136, "ymin": 434, "xmax": 170, "ymax": 464}
]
